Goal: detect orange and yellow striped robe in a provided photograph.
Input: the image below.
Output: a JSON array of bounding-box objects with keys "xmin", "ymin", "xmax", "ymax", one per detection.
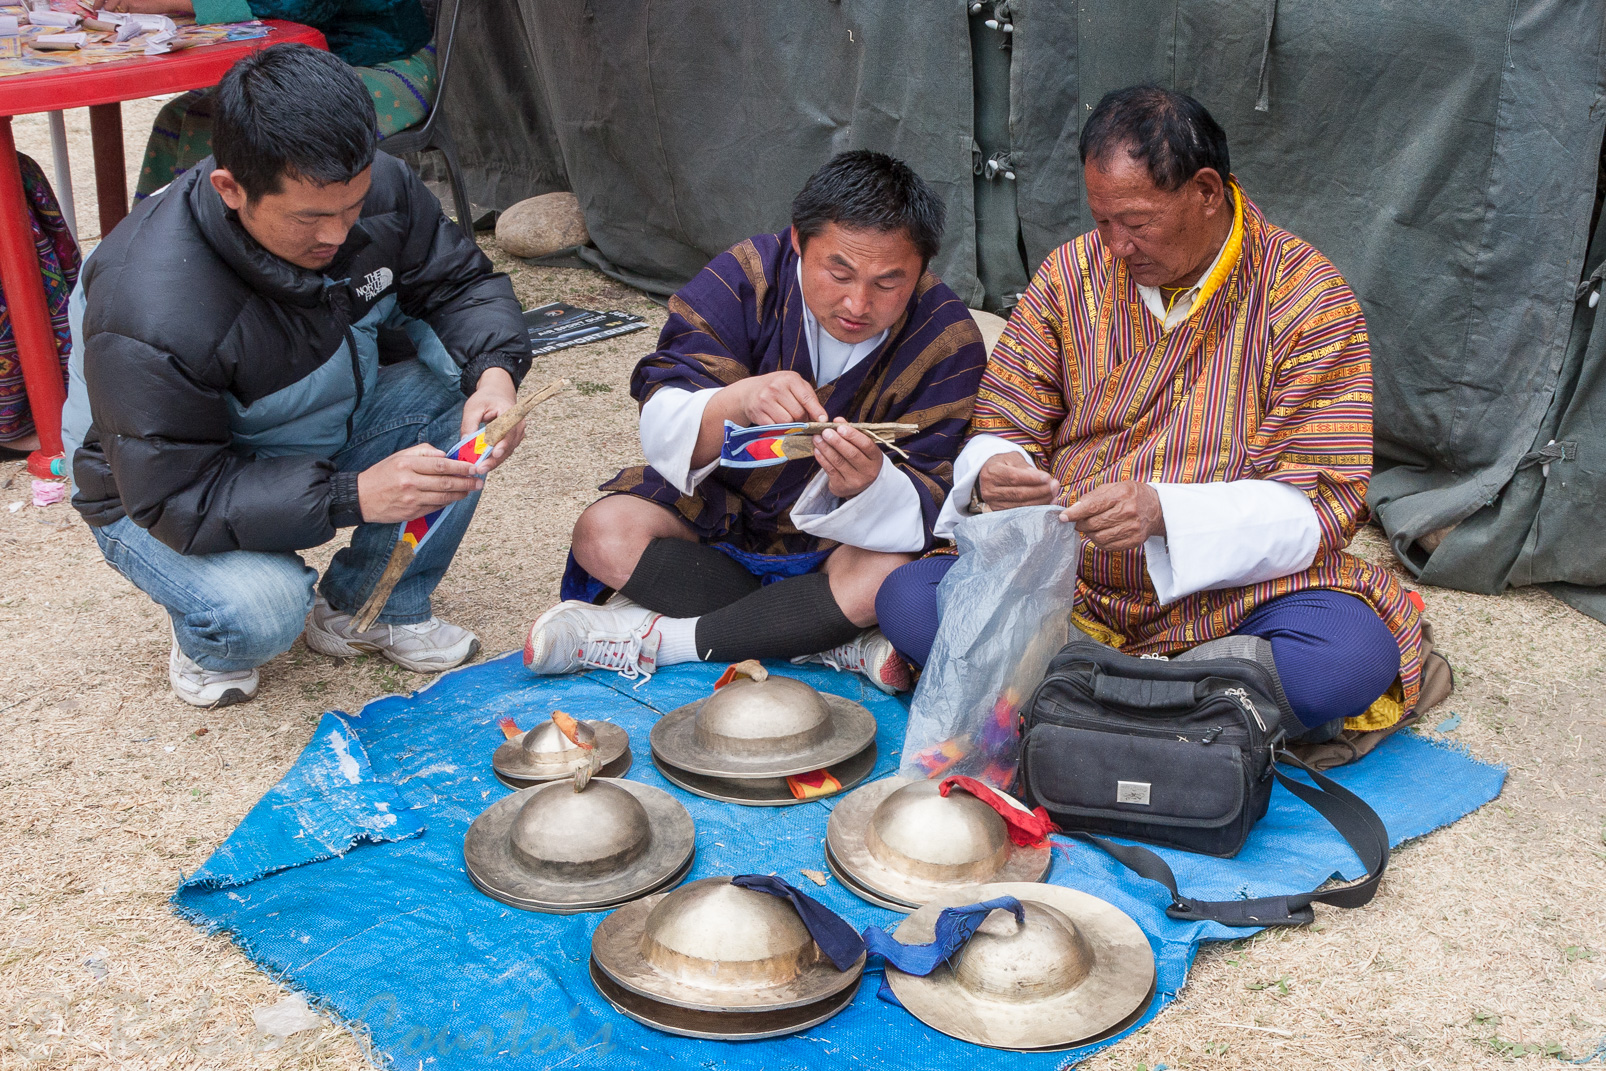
[{"xmin": 972, "ymin": 190, "xmax": 1424, "ymax": 720}]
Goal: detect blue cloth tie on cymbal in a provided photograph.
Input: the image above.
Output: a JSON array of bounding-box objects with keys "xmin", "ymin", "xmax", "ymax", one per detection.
[
  {"xmin": 860, "ymin": 896, "xmax": 1025, "ymax": 1006},
  {"xmin": 731, "ymin": 874, "xmax": 866, "ymax": 972}
]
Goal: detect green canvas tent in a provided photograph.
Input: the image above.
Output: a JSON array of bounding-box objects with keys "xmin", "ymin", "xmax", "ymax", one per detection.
[{"xmin": 439, "ymin": 0, "xmax": 1606, "ymax": 621}]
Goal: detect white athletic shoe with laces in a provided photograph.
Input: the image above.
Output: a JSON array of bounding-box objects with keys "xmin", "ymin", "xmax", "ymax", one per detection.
[
  {"xmin": 523, "ymin": 599, "xmax": 664, "ymax": 682},
  {"xmin": 169, "ymin": 637, "xmax": 259, "ymax": 708},
  {"xmin": 303, "ymin": 596, "xmax": 480, "ymax": 672},
  {"xmin": 795, "ymin": 627, "xmax": 913, "ymax": 695}
]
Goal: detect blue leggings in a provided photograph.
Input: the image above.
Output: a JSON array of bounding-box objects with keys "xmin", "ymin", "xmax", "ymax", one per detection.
[{"xmin": 875, "ymin": 556, "xmax": 1401, "ymax": 728}]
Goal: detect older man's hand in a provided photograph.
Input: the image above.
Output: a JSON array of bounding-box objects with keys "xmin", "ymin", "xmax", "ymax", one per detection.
[
  {"xmin": 1060, "ymin": 481, "xmax": 1165, "ymax": 551},
  {"xmin": 977, "ymin": 451, "xmax": 1059, "ymax": 509}
]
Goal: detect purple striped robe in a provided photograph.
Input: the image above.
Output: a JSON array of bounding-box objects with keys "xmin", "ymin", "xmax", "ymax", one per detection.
[{"xmin": 602, "ymin": 229, "xmax": 987, "ymax": 555}]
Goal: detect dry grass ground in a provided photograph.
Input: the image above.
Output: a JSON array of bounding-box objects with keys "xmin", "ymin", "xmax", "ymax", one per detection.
[{"xmin": 1, "ymin": 109, "xmax": 1604, "ymax": 1069}]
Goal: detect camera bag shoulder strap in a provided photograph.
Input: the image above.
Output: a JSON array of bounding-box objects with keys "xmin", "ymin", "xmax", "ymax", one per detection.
[{"xmin": 1072, "ymin": 750, "xmax": 1390, "ymax": 927}]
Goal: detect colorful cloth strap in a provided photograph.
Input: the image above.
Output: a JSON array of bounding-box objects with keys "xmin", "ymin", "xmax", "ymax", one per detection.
[
  {"xmin": 786, "ymin": 768, "xmax": 842, "ymax": 800},
  {"xmin": 719, "ymin": 420, "xmax": 808, "ymax": 468},
  {"xmin": 730, "ymin": 875, "xmax": 865, "ymax": 972},
  {"xmin": 861, "ymin": 896, "xmax": 1026, "ymax": 1006},
  {"xmin": 939, "ymin": 776, "xmax": 1059, "ymax": 847},
  {"xmin": 394, "ymin": 425, "xmax": 490, "ymax": 553}
]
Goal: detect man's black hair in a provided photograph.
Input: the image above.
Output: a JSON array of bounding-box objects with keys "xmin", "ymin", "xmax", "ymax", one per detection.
[
  {"xmin": 214, "ymin": 43, "xmax": 378, "ymax": 201},
  {"xmin": 1078, "ymin": 85, "xmax": 1230, "ymax": 192},
  {"xmin": 791, "ymin": 150, "xmax": 945, "ymax": 264}
]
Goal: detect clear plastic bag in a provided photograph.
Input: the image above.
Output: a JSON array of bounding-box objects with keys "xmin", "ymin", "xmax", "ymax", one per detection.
[{"xmin": 898, "ymin": 506, "xmax": 1080, "ymax": 788}]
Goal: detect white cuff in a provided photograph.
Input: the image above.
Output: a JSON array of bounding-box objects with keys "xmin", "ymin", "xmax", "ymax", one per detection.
[
  {"xmin": 933, "ymin": 434, "xmax": 1033, "ymax": 539},
  {"xmin": 638, "ymin": 387, "xmax": 722, "ymax": 495},
  {"xmin": 790, "ymin": 455, "xmax": 926, "ymax": 553},
  {"xmin": 1143, "ymin": 480, "xmax": 1321, "ymax": 605}
]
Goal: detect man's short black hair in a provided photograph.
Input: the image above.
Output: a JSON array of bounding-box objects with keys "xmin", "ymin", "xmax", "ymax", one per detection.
[
  {"xmin": 791, "ymin": 150, "xmax": 945, "ymax": 264},
  {"xmin": 214, "ymin": 43, "xmax": 378, "ymax": 202},
  {"xmin": 1078, "ymin": 85, "xmax": 1230, "ymax": 192}
]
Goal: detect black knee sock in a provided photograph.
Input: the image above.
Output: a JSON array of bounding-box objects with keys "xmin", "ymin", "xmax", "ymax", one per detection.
[
  {"xmin": 694, "ymin": 573, "xmax": 860, "ymax": 662},
  {"xmin": 618, "ymin": 538, "xmax": 763, "ymax": 617}
]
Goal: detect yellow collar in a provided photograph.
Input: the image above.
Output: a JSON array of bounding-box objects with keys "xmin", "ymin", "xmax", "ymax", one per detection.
[{"xmin": 1186, "ymin": 181, "xmax": 1245, "ymax": 318}]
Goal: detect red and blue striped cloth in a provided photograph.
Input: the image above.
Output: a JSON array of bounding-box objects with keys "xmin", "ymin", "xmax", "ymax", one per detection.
[{"xmin": 396, "ymin": 426, "xmax": 488, "ymax": 553}]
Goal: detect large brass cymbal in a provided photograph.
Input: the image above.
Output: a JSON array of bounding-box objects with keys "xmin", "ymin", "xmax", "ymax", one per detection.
[
  {"xmin": 826, "ymin": 777, "xmax": 1051, "ymax": 908},
  {"xmin": 463, "ymin": 777, "xmax": 694, "ymax": 913},
  {"xmin": 886, "ymin": 882, "xmax": 1155, "ymax": 1051},
  {"xmin": 491, "ymin": 719, "xmax": 630, "ymax": 783},
  {"xmin": 591, "ymin": 877, "xmax": 865, "ymax": 1014},
  {"xmin": 651, "ymin": 740, "xmax": 876, "ymax": 806},
  {"xmin": 648, "ymin": 675, "xmax": 877, "ymax": 779}
]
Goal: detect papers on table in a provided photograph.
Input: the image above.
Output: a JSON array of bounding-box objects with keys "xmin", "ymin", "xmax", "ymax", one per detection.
[
  {"xmin": 29, "ymin": 30, "xmax": 85, "ymax": 49},
  {"xmin": 0, "ymin": 16, "xmax": 18, "ymax": 35},
  {"xmin": 24, "ymin": 9, "xmax": 79, "ymax": 28}
]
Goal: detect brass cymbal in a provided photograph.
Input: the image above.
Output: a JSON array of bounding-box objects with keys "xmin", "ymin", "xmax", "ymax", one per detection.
[
  {"xmin": 648, "ymin": 675, "xmax": 877, "ymax": 779},
  {"xmin": 463, "ymin": 777, "xmax": 694, "ymax": 913},
  {"xmin": 886, "ymin": 882, "xmax": 1155, "ymax": 1051},
  {"xmin": 492, "ymin": 718, "xmax": 631, "ymax": 782},
  {"xmin": 591, "ymin": 877, "xmax": 865, "ymax": 1014},
  {"xmin": 495, "ymin": 748, "xmax": 632, "ymax": 791},
  {"xmin": 588, "ymin": 957, "xmax": 858, "ymax": 1040},
  {"xmin": 651, "ymin": 740, "xmax": 877, "ymax": 806},
  {"xmin": 826, "ymin": 777, "xmax": 1051, "ymax": 908}
]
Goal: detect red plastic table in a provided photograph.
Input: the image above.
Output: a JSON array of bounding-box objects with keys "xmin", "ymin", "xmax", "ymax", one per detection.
[{"xmin": 0, "ymin": 20, "xmax": 327, "ymax": 479}]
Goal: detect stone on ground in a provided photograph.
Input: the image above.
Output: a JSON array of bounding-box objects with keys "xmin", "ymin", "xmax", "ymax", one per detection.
[{"xmin": 496, "ymin": 192, "xmax": 590, "ymax": 258}]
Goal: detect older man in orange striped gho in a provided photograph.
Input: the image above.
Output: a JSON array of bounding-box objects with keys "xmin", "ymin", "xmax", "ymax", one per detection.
[{"xmin": 873, "ymin": 85, "xmax": 1425, "ymax": 743}]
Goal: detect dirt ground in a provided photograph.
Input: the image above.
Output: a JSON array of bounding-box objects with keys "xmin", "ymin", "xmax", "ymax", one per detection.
[{"xmin": 1, "ymin": 107, "xmax": 1604, "ymax": 1069}]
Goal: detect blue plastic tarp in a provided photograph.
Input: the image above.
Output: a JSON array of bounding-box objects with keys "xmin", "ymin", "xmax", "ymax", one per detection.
[{"xmin": 174, "ymin": 653, "xmax": 1505, "ymax": 1069}]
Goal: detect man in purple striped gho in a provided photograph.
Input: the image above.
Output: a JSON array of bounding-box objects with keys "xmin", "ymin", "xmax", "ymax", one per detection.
[
  {"xmin": 876, "ymin": 86, "xmax": 1425, "ymax": 741},
  {"xmin": 523, "ymin": 152, "xmax": 989, "ymax": 693}
]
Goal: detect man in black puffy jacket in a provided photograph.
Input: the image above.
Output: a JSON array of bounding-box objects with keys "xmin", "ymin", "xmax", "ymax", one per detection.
[{"xmin": 60, "ymin": 44, "xmax": 532, "ymax": 707}]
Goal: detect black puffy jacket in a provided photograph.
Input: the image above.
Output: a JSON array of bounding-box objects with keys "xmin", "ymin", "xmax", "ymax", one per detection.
[{"xmin": 69, "ymin": 152, "xmax": 528, "ymax": 555}]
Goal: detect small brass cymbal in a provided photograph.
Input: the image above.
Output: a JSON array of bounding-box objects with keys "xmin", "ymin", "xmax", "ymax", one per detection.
[{"xmin": 491, "ymin": 718, "xmax": 631, "ymax": 783}]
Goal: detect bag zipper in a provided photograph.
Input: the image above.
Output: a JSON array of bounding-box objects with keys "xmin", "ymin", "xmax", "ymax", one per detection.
[
  {"xmin": 1033, "ymin": 671, "xmax": 1259, "ymax": 739},
  {"xmin": 1222, "ymin": 686, "xmax": 1269, "ymax": 732},
  {"xmin": 1028, "ymin": 708, "xmax": 1251, "ymax": 748}
]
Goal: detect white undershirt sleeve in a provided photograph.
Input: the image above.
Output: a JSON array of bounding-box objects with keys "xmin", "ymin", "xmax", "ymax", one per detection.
[
  {"xmin": 1143, "ymin": 479, "xmax": 1321, "ymax": 605},
  {"xmin": 790, "ymin": 455, "xmax": 927, "ymax": 553},
  {"xmin": 933, "ymin": 434, "xmax": 1035, "ymax": 539},
  {"xmin": 638, "ymin": 386, "xmax": 723, "ymax": 496}
]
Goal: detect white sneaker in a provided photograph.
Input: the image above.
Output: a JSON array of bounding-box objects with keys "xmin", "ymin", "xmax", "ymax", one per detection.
[
  {"xmin": 303, "ymin": 596, "xmax": 480, "ymax": 673},
  {"xmin": 169, "ymin": 639, "xmax": 259, "ymax": 708},
  {"xmin": 523, "ymin": 600, "xmax": 664, "ymax": 682},
  {"xmin": 795, "ymin": 628, "xmax": 913, "ymax": 695}
]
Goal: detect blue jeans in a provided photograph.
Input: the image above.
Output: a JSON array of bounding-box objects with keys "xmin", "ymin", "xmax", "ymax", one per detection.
[
  {"xmin": 91, "ymin": 361, "xmax": 479, "ymax": 672},
  {"xmin": 876, "ymin": 555, "xmax": 1401, "ymax": 728}
]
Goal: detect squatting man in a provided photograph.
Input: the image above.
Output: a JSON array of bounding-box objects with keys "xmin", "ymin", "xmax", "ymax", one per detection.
[{"xmin": 61, "ymin": 44, "xmax": 533, "ymax": 707}]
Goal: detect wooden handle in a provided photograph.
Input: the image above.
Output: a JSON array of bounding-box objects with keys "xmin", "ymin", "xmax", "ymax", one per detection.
[
  {"xmin": 483, "ymin": 378, "xmax": 568, "ymax": 445},
  {"xmin": 351, "ymin": 542, "xmax": 416, "ymax": 632},
  {"xmin": 790, "ymin": 421, "xmax": 920, "ymax": 439}
]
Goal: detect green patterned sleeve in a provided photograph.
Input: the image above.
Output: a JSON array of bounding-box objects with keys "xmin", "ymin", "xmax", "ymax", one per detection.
[{"xmin": 191, "ymin": 0, "xmax": 255, "ymax": 24}]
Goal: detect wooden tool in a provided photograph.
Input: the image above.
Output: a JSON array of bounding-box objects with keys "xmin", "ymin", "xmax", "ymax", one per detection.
[
  {"xmin": 775, "ymin": 421, "xmax": 919, "ymax": 461},
  {"xmin": 351, "ymin": 378, "xmax": 568, "ymax": 631}
]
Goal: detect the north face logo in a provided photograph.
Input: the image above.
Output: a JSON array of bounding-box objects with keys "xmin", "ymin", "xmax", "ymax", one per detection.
[{"xmin": 354, "ymin": 266, "xmax": 393, "ymax": 301}]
